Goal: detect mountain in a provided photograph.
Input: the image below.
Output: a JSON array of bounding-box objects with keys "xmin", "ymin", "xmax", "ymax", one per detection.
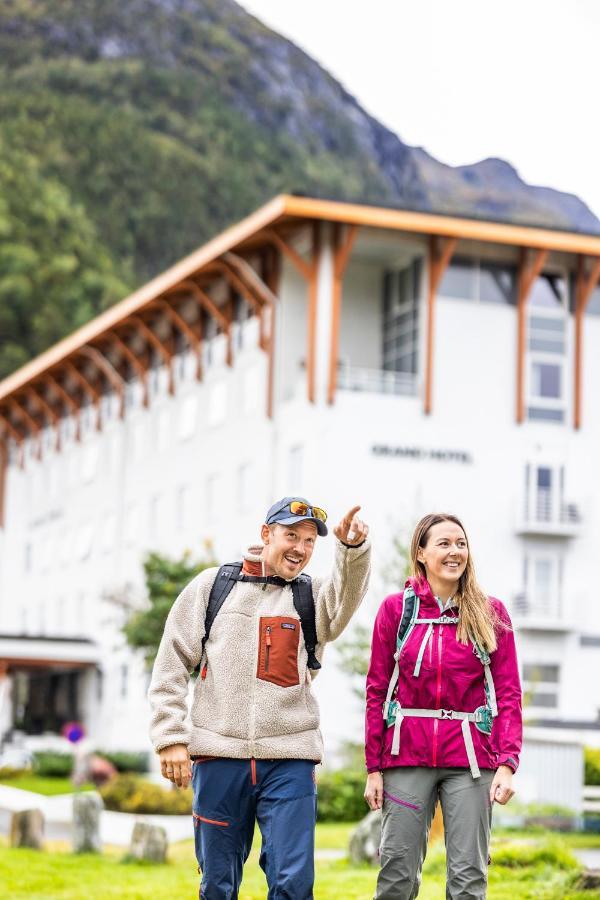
[{"xmin": 0, "ymin": 0, "xmax": 598, "ymax": 378}]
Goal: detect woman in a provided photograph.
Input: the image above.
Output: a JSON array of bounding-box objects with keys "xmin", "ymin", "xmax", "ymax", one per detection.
[{"xmin": 364, "ymin": 513, "xmax": 522, "ymax": 899}]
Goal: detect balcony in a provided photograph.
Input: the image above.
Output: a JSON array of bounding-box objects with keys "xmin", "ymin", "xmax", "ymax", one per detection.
[
  {"xmin": 337, "ymin": 366, "xmax": 418, "ymax": 396},
  {"xmin": 511, "ymin": 593, "xmax": 574, "ymax": 632},
  {"xmin": 516, "ymin": 489, "xmax": 581, "ymax": 537}
]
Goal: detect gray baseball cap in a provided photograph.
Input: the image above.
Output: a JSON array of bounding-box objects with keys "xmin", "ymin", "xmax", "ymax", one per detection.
[{"xmin": 265, "ymin": 496, "xmax": 328, "ymax": 536}]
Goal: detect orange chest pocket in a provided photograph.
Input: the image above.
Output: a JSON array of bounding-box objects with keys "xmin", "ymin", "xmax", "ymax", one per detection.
[{"xmin": 257, "ymin": 616, "xmax": 300, "ymax": 687}]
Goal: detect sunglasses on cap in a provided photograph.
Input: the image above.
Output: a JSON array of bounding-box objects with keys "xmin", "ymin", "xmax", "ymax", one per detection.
[{"xmin": 267, "ymin": 500, "xmax": 328, "ymax": 524}]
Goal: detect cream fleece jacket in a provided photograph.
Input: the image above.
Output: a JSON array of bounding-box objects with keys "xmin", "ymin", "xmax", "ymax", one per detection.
[{"xmin": 148, "ymin": 537, "xmax": 370, "ymax": 761}]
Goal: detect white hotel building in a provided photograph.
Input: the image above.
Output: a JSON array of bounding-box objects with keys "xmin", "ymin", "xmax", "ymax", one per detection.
[{"xmin": 1, "ymin": 195, "xmax": 600, "ymax": 756}]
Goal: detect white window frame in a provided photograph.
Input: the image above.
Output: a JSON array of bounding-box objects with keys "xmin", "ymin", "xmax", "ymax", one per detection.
[{"xmin": 525, "ymin": 270, "xmax": 569, "ymax": 424}]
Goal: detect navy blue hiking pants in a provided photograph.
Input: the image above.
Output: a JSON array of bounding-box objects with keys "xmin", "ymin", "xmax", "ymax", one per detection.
[{"xmin": 192, "ymin": 757, "xmax": 317, "ymax": 900}]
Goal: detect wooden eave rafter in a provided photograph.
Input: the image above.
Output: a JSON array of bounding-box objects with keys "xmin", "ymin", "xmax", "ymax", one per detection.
[
  {"xmin": 574, "ymin": 255, "xmax": 600, "ymax": 428},
  {"xmin": 64, "ymin": 361, "xmax": 102, "ymax": 431},
  {"xmin": 424, "ymin": 236, "xmax": 458, "ymax": 415},
  {"xmin": 328, "ymin": 224, "xmax": 359, "ymax": 405},
  {"xmin": 515, "ymin": 248, "xmax": 549, "ymax": 424},
  {"xmin": 103, "ymin": 331, "xmax": 150, "ymax": 408},
  {"xmin": 43, "ymin": 374, "xmax": 81, "ymax": 441},
  {"xmin": 77, "ymin": 345, "xmax": 126, "ymax": 418},
  {"xmin": 263, "ymin": 228, "xmax": 312, "ymax": 280},
  {"xmin": 128, "ymin": 315, "xmax": 175, "ymax": 394},
  {"xmin": 212, "ymin": 259, "xmax": 266, "ymax": 350},
  {"xmin": 7, "ymin": 396, "xmax": 42, "ymax": 459},
  {"xmin": 0, "ymin": 411, "xmax": 25, "ymax": 446},
  {"xmin": 24, "ymin": 386, "xmax": 61, "ymax": 451},
  {"xmin": 175, "ymin": 280, "xmax": 232, "ymax": 367},
  {"xmin": 155, "ymin": 298, "xmax": 203, "ymax": 381}
]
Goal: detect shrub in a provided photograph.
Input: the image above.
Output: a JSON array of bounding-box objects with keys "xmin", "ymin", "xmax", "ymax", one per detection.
[
  {"xmin": 32, "ymin": 751, "xmax": 74, "ymax": 777},
  {"xmin": 94, "ymin": 751, "xmax": 149, "ymax": 774},
  {"xmin": 585, "ymin": 746, "xmax": 600, "ymax": 786},
  {"xmin": 99, "ymin": 774, "xmax": 192, "ymax": 815},
  {"xmin": 491, "ymin": 840, "xmax": 579, "ymax": 871},
  {"xmin": 0, "ymin": 765, "xmax": 28, "ymax": 780},
  {"xmin": 316, "ymin": 770, "xmax": 367, "ymax": 822}
]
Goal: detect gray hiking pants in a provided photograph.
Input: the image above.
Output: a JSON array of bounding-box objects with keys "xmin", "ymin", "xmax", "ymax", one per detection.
[{"xmin": 375, "ymin": 766, "xmax": 494, "ymax": 900}]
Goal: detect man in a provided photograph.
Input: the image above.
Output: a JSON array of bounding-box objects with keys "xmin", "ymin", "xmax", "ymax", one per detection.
[{"xmin": 148, "ymin": 497, "xmax": 370, "ymax": 899}]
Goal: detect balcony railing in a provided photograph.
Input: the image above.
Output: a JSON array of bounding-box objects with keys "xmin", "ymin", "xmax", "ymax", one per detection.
[
  {"xmin": 512, "ymin": 593, "xmax": 572, "ymax": 631},
  {"xmin": 337, "ymin": 367, "xmax": 418, "ymax": 396},
  {"xmin": 517, "ymin": 489, "xmax": 581, "ymax": 536}
]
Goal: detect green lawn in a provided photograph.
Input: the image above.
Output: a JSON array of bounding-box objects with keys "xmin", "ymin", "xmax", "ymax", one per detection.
[
  {"xmin": 0, "ymin": 774, "xmax": 94, "ymax": 796},
  {"xmin": 0, "ymin": 826, "xmax": 596, "ymax": 899}
]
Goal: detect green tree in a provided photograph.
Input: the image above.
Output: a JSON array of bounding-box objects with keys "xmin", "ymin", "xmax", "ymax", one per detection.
[
  {"xmin": 122, "ymin": 548, "xmax": 217, "ymax": 669},
  {"xmin": 0, "ymin": 137, "xmax": 127, "ymax": 378}
]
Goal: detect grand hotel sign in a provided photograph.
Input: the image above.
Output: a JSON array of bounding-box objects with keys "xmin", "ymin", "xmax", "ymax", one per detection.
[{"xmin": 371, "ymin": 445, "xmax": 473, "ymax": 464}]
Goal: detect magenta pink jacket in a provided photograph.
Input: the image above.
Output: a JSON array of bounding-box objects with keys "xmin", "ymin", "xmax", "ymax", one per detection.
[{"xmin": 365, "ymin": 577, "xmax": 522, "ymax": 774}]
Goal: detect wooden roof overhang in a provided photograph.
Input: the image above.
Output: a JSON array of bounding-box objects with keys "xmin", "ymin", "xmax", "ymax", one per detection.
[{"xmin": 1, "ymin": 195, "xmax": 600, "ymax": 526}]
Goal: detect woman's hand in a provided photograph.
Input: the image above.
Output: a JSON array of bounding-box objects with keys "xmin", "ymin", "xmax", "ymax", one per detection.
[
  {"xmin": 364, "ymin": 771, "xmax": 384, "ymax": 811},
  {"xmin": 489, "ymin": 764, "xmax": 515, "ymax": 805}
]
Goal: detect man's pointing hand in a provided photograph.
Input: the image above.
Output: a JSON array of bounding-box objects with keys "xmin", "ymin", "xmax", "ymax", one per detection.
[{"xmin": 334, "ymin": 505, "xmax": 369, "ymax": 547}]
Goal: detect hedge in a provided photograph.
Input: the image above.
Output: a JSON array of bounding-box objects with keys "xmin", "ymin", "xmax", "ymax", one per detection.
[
  {"xmin": 99, "ymin": 775, "xmax": 192, "ymax": 815},
  {"xmin": 32, "ymin": 751, "xmax": 74, "ymax": 777},
  {"xmin": 94, "ymin": 751, "xmax": 149, "ymax": 774},
  {"xmin": 316, "ymin": 770, "xmax": 367, "ymax": 822},
  {"xmin": 585, "ymin": 747, "xmax": 600, "ymax": 786}
]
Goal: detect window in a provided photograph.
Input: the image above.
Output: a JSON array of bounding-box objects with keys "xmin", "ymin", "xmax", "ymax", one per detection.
[
  {"xmin": 288, "ymin": 445, "xmax": 303, "ymax": 488},
  {"xmin": 237, "ymin": 463, "xmax": 253, "ymax": 512},
  {"xmin": 587, "ymin": 285, "xmax": 600, "ymax": 315},
  {"xmin": 522, "ymin": 663, "xmax": 560, "ymax": 710},
  {"xmin": 120, "ymin": 664, "xmax": 129, "ymax": 700},
  {"xmin": 24, "ymin": 543, "xmax": 32, "ymax": 573},
  {"xmin": 77, "ymin": 523, "xmax": 94, "ymax": 561},
  {"xmin": 102, "ymin": 513, "xmax": 117, "ymax": 553},
  {"xmin": 206, "ymin": 474, "xmax": 222, "ymax": 522},
  {"xmin": 526, "ymin": 273, "xmax": 568, "ymax": 424},
  {"xmin": 157, "ymin": 409, "xmax": 170, "ymax": 452},
  {"xmin": 148, "ymin": 494, "xmax": 162, "ymax": 540},
  {"xmin": 125, "ymin": 504, "xmax": 139, "ymax": 546},
  {"xmin": 242, "ymin": 365, "xmax": 261, "ymax": 415},
  {"xmin": 382, "ymin": 260, "xmax": 421, "ymax": 374},
  {"xmin": 439, "ymin": 257, "xmax": 516, "ymax": 305},
  {"xmin": 175, "ymin": 485, "xmax": 187, "ymax": 531},
  {"xmin": 518, "ymin": 552, "xmax": 562, "ymax": 619},
  {"xmin": 81, "ymin": 442, "xmax": 99, "ymax": 483},
  {"xmin": 208, "ymin": 382, "xmax": 227, "ymax": 427},
  {"xmin": 178, "ymin": 395, "xmax": 197, "ymax": 441}
]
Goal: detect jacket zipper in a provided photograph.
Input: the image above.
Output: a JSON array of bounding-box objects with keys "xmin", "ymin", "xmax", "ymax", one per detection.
[
  {"xmin": 432, "ymin": 624, "xmax": 444, "ymax": 767},
  {"xmin": 265, "ymin": 625, "xmax": 272, "ymax": 672}
]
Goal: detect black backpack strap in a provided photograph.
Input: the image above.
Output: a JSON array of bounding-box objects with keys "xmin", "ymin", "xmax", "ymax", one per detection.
[
  {"xmin": 202, "ymin": 562, "xmax": 243, "ymax": 654},
  {"xmin": 291, "ymin": 575, "xmax": 321, "ymax": 671},
  {"xmin": 397, "ymin": 589, "xmax": 417, "ymax": 647}
]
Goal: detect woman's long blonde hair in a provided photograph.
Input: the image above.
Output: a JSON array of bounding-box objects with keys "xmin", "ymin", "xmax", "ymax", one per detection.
[{"xmin": 410, "ymin": 512, "xmax": 500, "ymax": 652}]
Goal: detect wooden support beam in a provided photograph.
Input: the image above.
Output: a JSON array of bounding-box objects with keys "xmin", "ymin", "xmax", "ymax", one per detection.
[
  {"xmin": 0, "ymin": 412, "xmax": 25, "ymax": 468},
  {"xmin": 24, "ymin": 386, "xmax": 61, "ymax": 451},
  {"xmin": 7, "ymin": 397, "xmax": 42, "ymax": 458},
  {"xmin": 263, "ymin": 247, "xmax": 281, "ymax": 419},
  {"xmin": 515, "ymin": 248, "xmax": 549, "ymax": 424},
  {"xmin": 263, "ymin": 229, "xmax": 312, "ymax": 280},
  {"xmin": 78, "ymin": 345, "xmax": 126, "ymax": 419},
  {"xmin": 574, "ymin": 255, "xmax": 600, "ymax": 429},
  {"xmin": 223, "ymin": 252, "xmax": 278, "ymax": 308},
  {"xmin": 129, "ymin": 316, "xmax": 175, "ymax": 394},
  {"xmin": 64, "ymin": 362, "xmax": 102, "ymax": 431},
  {"xmin": 211, "ymin": 261, "xmax": 266, "ymax": 351},
  {"xmin": 104, "ymin": 331, "xmax": 150, "ymax": 408},
  {"xmin": 423, "ymin": 236, "xmax": 458, "ymax": 415},
  {"xmin": 177, "ymin": 280, "xmax": 233, "ymax": 368},
  {"xmin": 0, "ymin": 438, "xmax": 7, "ymax": 528},
  {"xmin": 156, "ymin": 299, "xmax": 203, "ymax": 381},
  {"xmin": 44, "ymin": 374, "xmax": 82, "ymax": 441},
  {"xmin": 328, "ymin": 224, "xmax": 359, "ymax": 405},
  {"xmin": 307, "ymin": 222, "xmax": 321, "ymax": 404}
]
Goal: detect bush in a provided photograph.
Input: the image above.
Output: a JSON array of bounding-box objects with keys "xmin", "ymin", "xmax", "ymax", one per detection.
[
  {"xmin": 99, "ymin": 774, "xmax": 192, "ymax": 815},
  {"xmin": 94, "ymin": 751, "xmax": 149, "ymax": 774},
  {"xmin": 316, "ymin": 770, "xmax": 367, "ymax": 822},
  {"xmin": 585, "ymin": 746, "xmax": 600, "ymax": 785},
  {"xmin": 0, "ymin": 765, "xmax": 28, "ymax": 780},
  {"xmin": 491, "ymin": 840, "xmax": 579, "ymax": 871},
  {"xmin": 32, "ymin": 751, "xmax": 74, "ymax": 777}
]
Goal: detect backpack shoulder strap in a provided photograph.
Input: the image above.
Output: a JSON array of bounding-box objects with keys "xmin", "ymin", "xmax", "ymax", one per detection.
[
  {"xmin": 203, "ymin": 562, "xmax": 243, "ymax": 651},
  {"xmin": 291, "ymin": 575, "xmax": 321, "ymax": 671},
  {"xmin": 397, "ymin": 590, "xmax": 419, "ymax": 650}
]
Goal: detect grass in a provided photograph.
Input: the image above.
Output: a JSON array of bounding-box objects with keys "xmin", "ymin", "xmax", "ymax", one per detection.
[
  {"xmin": 0, "ymin": 825, "xmax": 597, "ymax": 899},
  {"xmin": 0, "ymin": 774, "xmax": 94, "ymax": 796}
]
